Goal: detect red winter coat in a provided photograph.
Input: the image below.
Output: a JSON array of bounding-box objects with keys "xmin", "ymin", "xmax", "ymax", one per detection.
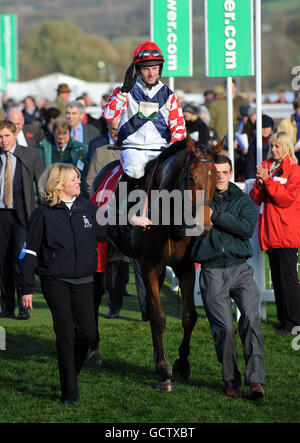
[{"xmin": 249, "ymin": 155, "xmax": 300, "ymax": 250}]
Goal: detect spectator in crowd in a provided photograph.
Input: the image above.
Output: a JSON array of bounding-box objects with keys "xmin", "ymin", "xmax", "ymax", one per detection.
[
  {"xmin": 182, "ymin": 102, "xmax": 209, "ymax": 146},
  {"xmin": 55, "ymin": 83, "xmax": 71, "ymax": 117},
  {"xmin": 22, "ymin": 96, "xmax": 41, "ymax": 125},
  {"xmin": 66, "ymin": 100, "xmax": 100, "ymax": 146},
  {"xmin": 231, "ymin": 79, "xmax": 248, "ymax": 123},
  {"xmin": 0, "ymin": 120, "xmax": 44, "ymax": 319},
  {"xmin": 243, "ymin": 108, "xmax": 257, "ymax": 146},
  {"xmin": 233, "ymin": 105, "xmax": 251, "ymax": 182},
  {"xmin": 191, "ymin": 155, "xmax": 265, "ymax": 399},
  {"xmin": 86, "ymin": 118, "xmax": 120, "ymax": 194},
  {"xmin": 203, "ymin": 89, "xmax": 215, "ymax": 108},
  {"xmin": 41, "ymin": 107, "xmax": 61, "ymax": 138},
  {"xmin": 7, "ymin": 107, "xmax": 44, "ymax": 149},
  {"xmin": 250, "ymin": 131, "xmax": 300, "ymax": 335},
  {"xmin": 245, "ymin": 114, "xmax": 274, "ymax": 179},
  {"xmin": 235, "ymin": 104, "xmax": 250, "ymax": 134},
  {"xmin": 199, "ymin": 105, "xmax": 220, "ymax": 150},
  {"xmin": 247, "ymin": 92, "xmax": 256, "ymax": 105},
  {"xmin": 98, "ymin": 93, "xmax": 109, "ymax": 137},
  {"xmin": 208, "ymin": 85, "xmax": 236, "ymax": 140},
  {"xmin": 76, "ymin": 96, "xmax": 104, "ymax": 133},
  {"xmin": 38, "ymin": 118, "xmax": 88, "ymax": 196},
  {"xmin": 84, "ymin": 119, "xmax": 114, "ymax": 182},
  {"xmin": 174, "ymin": 89, "xmax": 186, "ymax": 105},
  {"xmin": 278, "ymin": 98, "xmax": 300, "ymax": 163},
  {"xmin": 275, "ymin": 89, "xmax": 288, "ymax": 104},
  {"xmin": 2, "ymin": 94, "xmax": 16, "ymax": 111}
]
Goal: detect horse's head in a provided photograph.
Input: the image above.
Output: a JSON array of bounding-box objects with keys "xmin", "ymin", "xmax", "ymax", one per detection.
[{"xmin": 186, "ymin": 135, "xmax": 224, "ymax": 233}]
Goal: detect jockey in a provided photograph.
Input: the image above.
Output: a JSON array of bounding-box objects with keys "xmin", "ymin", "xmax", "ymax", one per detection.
[{"xmin": 102, "ymin": 41, "xmax": 186, "ymax": 181}]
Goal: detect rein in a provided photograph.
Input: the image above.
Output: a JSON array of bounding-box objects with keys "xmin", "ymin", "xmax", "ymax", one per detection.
[
  {"xmin": 141, "ymin": 145, "xmax": 214, "ymax": 219},
  {"xmin": 184, "ymin": 147, "xmax": 214, "ymax": 206}
]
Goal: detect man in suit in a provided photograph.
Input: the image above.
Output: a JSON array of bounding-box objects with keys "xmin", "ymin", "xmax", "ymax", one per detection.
[
  {"xmin": 66, "ymin": 101, "xmax": 100, "ymax": 147},
  {"xmin": 0, "ymin": 120, "xmax": 45, "ymax": 319},
  {"xmin": 7, "ymin": 107, "xmax": 44, "ymax": 149},
  {"xmin": 85, "ymin": 117, "xmax": 119, "ymax": 194}
]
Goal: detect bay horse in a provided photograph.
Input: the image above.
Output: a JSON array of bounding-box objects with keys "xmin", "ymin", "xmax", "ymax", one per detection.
[{"xmin": 93, "ymin": 136, "xmax": 223, "ymax": 390}]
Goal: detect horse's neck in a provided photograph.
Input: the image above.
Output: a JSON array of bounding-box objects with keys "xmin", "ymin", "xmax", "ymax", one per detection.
[{"xmin": 158, "ymin": 150, "xmax": 187, "ymax": 190}]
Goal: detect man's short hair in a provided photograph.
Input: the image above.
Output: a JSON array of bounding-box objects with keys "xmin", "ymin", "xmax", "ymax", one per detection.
[
  {"xmin": 0, "ymin": 120, "xmax": 17, "ymax": 134},
  {"xmin": 215, "ymin": 154, "xmax": 232, "ymax": 171},
  {"xmin": 53, "ymin": 118, "xmax": 72, "ymax": 134},
  {"xmin": 66, "ymin": 100, "xmax": 84, "ymax": 112}
]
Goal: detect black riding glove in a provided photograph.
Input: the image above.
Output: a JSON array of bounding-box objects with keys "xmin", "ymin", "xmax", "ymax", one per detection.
[{"xmin": 121, "ymin": 63, "xmax": 137, "ymax": 93}]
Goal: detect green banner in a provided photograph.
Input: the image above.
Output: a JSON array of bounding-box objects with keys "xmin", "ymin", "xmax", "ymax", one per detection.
[
  {"xmin": 204, "ymin": 0, "xmax": 254, "ymax": 77},
  {"xmin": 0, "ymin": 14, "xmax": 18, "ymax": 84},
  {"xmin": 150, "ymin": 0, "xmax": 193, "ymax": 77}
]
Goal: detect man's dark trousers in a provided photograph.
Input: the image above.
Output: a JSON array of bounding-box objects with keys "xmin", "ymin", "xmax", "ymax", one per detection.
[{"xmin": 0, "ymin": 209, "xmax": 27, "ymax": 314}]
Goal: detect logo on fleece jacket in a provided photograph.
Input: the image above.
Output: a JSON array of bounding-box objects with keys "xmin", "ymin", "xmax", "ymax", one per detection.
[{"xmin": 83, "ymin": 215, "xmax": 92, "ymax": 228}]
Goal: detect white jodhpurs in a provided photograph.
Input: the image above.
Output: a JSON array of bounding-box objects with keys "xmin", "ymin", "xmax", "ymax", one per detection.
[{"xmin": 120, "ymin": 149, "xmax": 161, "ymax": 179}]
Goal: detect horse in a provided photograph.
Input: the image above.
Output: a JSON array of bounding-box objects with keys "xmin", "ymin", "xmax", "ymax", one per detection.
[{"xmin": 92, "ymin": 135, "xmax": 223, "ymax": 390}]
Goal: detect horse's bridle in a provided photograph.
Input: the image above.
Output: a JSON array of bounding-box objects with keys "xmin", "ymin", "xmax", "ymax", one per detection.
[{"xmin": 184, "ymin": 146, "xmax": 215, "ymax": 207}]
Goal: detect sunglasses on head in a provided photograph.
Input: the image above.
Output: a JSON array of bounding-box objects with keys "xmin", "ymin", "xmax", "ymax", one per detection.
[{"xmin": 135, "ymin": 49, "xmax": 163, "ymax": 60}]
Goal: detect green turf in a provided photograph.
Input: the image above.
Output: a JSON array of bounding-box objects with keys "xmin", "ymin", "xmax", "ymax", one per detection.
[{"xmin": 0, "ymin": 266, "xmax": 300, "ymax": 423}]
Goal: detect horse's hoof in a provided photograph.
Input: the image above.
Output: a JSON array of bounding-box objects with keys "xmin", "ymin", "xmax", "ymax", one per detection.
[
  {"xmin": 156, "ymin": 379, "xmax": 174, "ymax": 391},
  {"xmin": 172, "ymin": 359, "xmax": 191, "ymax": 381}
]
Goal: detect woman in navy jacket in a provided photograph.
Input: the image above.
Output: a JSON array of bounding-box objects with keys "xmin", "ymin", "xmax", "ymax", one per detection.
[{"xmin": 19, "ymin": 163, "xmax": 150, "ymax": 404}]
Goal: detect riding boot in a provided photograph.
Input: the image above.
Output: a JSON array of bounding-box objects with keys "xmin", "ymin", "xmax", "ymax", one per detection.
[{"xmin": 115, "ymin": 173, "xmax": 140, "ymax": 225}]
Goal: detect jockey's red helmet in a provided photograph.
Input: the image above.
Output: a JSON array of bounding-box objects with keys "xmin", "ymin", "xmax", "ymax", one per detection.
[{"xmin": 133, "ymin": 41, "xmax": 164, "ymax": 67}]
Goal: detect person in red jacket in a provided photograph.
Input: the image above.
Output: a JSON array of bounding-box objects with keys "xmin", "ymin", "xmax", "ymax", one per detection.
[{"xmin": 250, "ymin": 131, "xmax": 300, "ymax": 335}]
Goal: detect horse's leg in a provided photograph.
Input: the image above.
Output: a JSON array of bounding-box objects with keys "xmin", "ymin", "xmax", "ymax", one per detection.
[
  {"xmin": 143, "ymin": 264, "xmax": 173, "ymax": 391},
  {"xmin": 172, "ymin": 260, "xmax": 197, "ymax": 381}
]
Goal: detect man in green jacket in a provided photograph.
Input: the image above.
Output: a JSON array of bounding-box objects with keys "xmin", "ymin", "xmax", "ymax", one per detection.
[
  {"xmin": 191, "ymin": 155, "xmax": 265, "ymax": 400},
  {"xmin": 38, "ymin": 118, "xmax": 88, "ymax": 196}
]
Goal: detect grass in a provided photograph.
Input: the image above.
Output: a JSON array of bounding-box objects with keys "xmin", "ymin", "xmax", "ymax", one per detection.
[{"xmin": 1, "ymin": 264, "xmax": 300, "ymax": 424}]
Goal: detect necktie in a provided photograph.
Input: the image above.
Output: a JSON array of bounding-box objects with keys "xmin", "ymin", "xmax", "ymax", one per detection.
[
  {"xmin": 4, "ymin": 151, "xmax": 13, "ymax": 207},
  {"xmin": 74, "ymin": 128, "xmax": 78, "ymax": 140}
]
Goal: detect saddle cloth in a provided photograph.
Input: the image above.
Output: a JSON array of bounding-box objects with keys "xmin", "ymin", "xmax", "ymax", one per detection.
[{"xmin": 90, "ymin": 164, "xmax": 123, "ymax": 272}]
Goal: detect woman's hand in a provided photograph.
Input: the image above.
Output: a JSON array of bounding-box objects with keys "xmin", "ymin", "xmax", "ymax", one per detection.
[
  {"xmin": 256, "ymin": 164, "xmax": 269, "ymax": 184},
  {"xmin": 22, "ymin": 294, "xmax": 33, "ymax": 311}
]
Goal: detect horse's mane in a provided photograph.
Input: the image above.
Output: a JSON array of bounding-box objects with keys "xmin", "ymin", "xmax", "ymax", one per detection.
[
  {"xmin": 144, "ymin": 139, "xmax": 187, "ymax": 175},
  {"xmin": 144, "ymin": 138, "xmax": 218, "ymax": 175}
]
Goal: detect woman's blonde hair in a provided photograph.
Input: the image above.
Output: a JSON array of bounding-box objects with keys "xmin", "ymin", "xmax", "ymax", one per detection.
[
  {"xmin": 268, "ymin": 131, "xmax": 298, "ymax": 164},
  {"xmin": 38, "ymin": 163, "xmax": 81, "ymax": 206}
]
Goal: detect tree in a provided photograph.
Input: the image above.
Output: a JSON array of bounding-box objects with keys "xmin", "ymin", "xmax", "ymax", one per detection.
[{"xmin": 19, "ymin": 20, "xmax": 119, "ymax": 81}]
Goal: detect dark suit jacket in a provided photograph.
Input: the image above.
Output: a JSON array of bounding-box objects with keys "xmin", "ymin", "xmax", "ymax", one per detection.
[
  {"xmin": 0, "ymin": 144, "xmax": 45, "ymax": 225},
  {"xmin": 83, "ymin": 123, "xmax": 101, "ymax": 146},
  {"xmin": 22, "ymin": 124, "xmax": 45, "ymax": 149},
  {"xmin": 83, "ymin": 133, "xmax": 110, "ymax": 177}
]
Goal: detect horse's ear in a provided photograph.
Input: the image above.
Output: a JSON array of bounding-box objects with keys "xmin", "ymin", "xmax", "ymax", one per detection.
[
  {"xmin": 186, "ymin": 134, "xmax": 196, "ymax": 153},
  {"xmin": 213, "ymin": 137, "xmax": 225, "ymax": 154}
]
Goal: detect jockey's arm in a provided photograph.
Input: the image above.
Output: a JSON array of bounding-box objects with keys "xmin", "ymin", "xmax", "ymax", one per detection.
[
  {"xmin": 102, "ymin": 86, "xmax": 128, "ymax": 122},
  {"xmin": 168, "ymin": 94, "xmax": 187, "ymax": 145}
]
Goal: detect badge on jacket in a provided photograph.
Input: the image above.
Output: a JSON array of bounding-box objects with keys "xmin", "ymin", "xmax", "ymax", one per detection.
[{"xmin": 138, "ymin": 102, "xmax": 159, "ymax": 120}]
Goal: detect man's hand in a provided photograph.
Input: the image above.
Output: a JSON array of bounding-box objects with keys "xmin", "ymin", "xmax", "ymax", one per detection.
[
  {"xmin": 22, "ymin": 294, "xmax": 33, "ymax": 311},
  {"xmin": 121, "ymin": 63, "xmax": 137, "ymax": 93},
  {"xmin": 131, "ymin": 215, "xmax": 152, "ymax": 230}
]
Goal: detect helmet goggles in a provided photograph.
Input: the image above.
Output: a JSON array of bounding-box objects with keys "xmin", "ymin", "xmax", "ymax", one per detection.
[{"xmin": 134, "ymin": 49, "xmax": 164, "ymax": 65}]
